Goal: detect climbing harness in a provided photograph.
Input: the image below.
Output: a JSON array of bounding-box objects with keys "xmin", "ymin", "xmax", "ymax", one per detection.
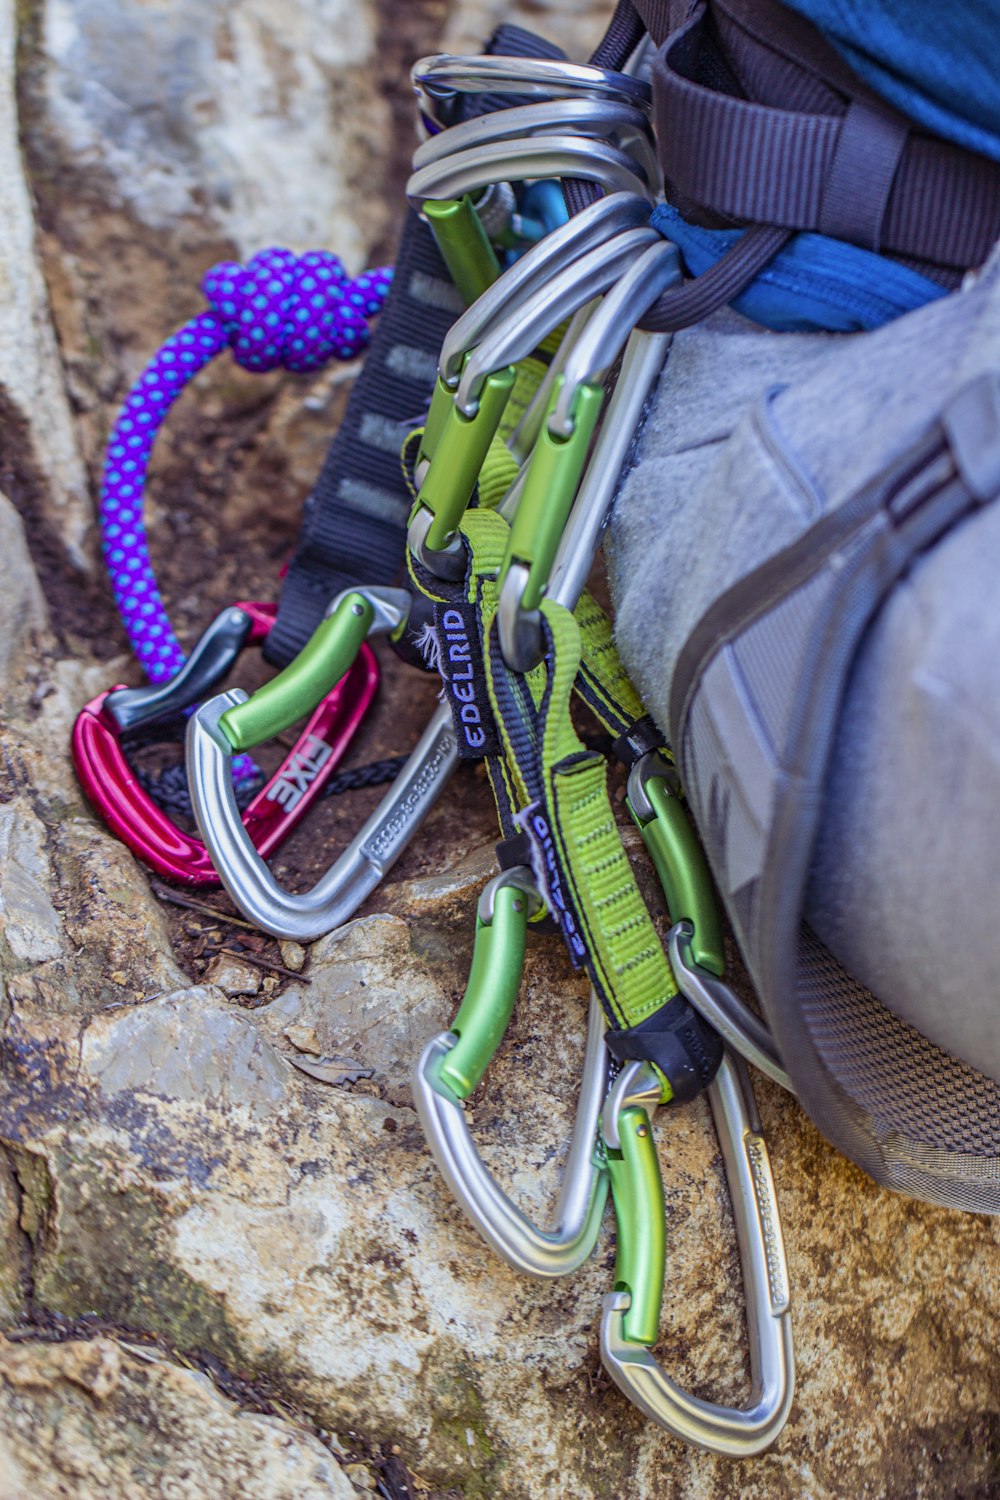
[
  {"xmin": 75, "ymin": 8, "xmax": 845, "ymax": 1454},
  {"xmin": 183, "ymin": 29, "xmax": 799, "ymax": 1453}
]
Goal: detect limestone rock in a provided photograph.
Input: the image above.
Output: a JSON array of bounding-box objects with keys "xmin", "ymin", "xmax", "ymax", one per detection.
[
  {"xmin": 0, "ymin": 3, "xmax": 91, "ymax": 566},
  {"xmin": 1, "ymin": 918, "xmax": 997, "ymax": 1498},
  {"xmin": 38, "ymin": 0, "xmax": 391, "ymax": 266},
  {"xmin": 0, "ymin": 803, "xmax": 63, "ymax": 968},
  {"xmin": 0, "ymin": 1333, "xmax": 358, "ymax": 1499},
  {"xmin": 279, "ymin": 940, "xmax": 308, "ymax": 973},
  {"xmin": 202, "ymin": 952, "xmax": 263, "ymax": 997},
  {"xmin": 0, "ymin": 494, "xmax": 47, "ymax": 689}
]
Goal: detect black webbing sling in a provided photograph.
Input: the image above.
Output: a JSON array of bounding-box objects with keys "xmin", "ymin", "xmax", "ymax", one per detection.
[{"xmin": 265, "ymin": 25, "xmax": 568, "ymax": 669}]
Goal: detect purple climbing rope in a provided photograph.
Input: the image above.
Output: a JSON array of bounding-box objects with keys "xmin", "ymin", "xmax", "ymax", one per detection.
[{"xmin": 100, "ymin": 247, "xmax": 392, "ymax": 685}]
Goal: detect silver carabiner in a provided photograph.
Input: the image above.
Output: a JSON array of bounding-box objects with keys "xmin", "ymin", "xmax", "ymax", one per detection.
[
  {"xmin": 455, "ymin": 225, "xmax": 663, "ymax": 416},
  {"xmin": 407, "ymin": 222, "xmax": 660, "ymax": 579},
  {"xmin": 414, "ymin": 997, "xmax": 611, "ymax": 1278},
  {"xmin": 548, "ymin": 236, "xmax": 681, "ymax": 436},
  {"xmin": 411, "ymin": 99, "xmax": 659, "ymax": 188},
  {"xmin": 412, "ymin": 52, "xmax": 652, "ymax": 129},
  {"xmin": 407, "ymin": 135, "xmax": 655, "ymax": 217},
  {"xmin": 437, "ymin": 191, "xmax": 653, "ymax": 388},
  {"xmin": 668, "ymin": 923, "xmax": 793, "ymax": 1093},
  {"xmin": 186, "ymin": 587, "xmax": 459, "ymax": 940},
  {"xmin": 496, "ymin": 244, "xmax": 680, "ymax": 672},
  {"xmin": 599, "ymin": 1051, "xmax": 795, "ymax": 1456}
]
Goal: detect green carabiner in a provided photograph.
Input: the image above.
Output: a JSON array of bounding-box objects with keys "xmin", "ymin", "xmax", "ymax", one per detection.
[
  {"xmin": 627, "ymin": 750, "xmax": 725, "ymax": 977},
  {"xmin": 604, "ymin": 1091, "xmax": 667, "ymax": 1345},
  {"xmin": 411, "ymin": 359, "xmax": 517, "ymax": 556},
  {"xmin": 499, "ymin": 375, "xmax": 605, "ymax": 613},
  {"xmin": 219, "ymin": 587, "xmax": 409, "ymax": 753},
  {"xmin": 423, "ymin": 195, "xmax": 502, "ymax": 307},
  {"xmin": 435, "ymin": 871, "xmax": 536, "ymax": 1098}
]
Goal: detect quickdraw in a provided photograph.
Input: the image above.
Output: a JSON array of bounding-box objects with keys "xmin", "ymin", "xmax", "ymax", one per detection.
[{"xmin": 78, "ymin": 30, "xmax": 801, "ymax": 1457}]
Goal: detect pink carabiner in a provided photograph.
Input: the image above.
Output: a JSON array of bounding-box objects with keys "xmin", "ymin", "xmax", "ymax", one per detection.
[{"xmin": 72, "ymin": 603, "xmax": 379, "ymax": 886}]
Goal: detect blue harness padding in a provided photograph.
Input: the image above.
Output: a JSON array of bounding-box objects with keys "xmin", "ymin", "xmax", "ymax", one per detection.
[
  {"xmin": 782, "ymin": 0, "xmax": 1000, "ymax": 166},
  {"xmin": 651, "ymin": 203, "xmax": 947, "ymax": 335}
]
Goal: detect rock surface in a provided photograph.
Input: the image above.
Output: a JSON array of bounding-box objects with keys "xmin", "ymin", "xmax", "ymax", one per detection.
[
  {"xmin": 0, "ymin": 2, "xmax": 91, "ymax": 567},
  {"xmin": 0, "ymin": 1, "xmax": 998, "ymax": 1498},
  {"xmin": 0, "ymin": 1333, "xmax": 356, "ymax": 1499}
]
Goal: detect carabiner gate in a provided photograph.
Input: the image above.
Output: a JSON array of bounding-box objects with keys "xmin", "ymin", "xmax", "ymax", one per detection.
[{"xmin": 413, "ymin": 867, "xmax": 612, "ymax": 1277}]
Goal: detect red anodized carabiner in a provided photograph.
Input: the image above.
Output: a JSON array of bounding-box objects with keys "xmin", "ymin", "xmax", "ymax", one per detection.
[{"xmin": 72, "ymin": 601, "xmax": 378, "ymax": 886}]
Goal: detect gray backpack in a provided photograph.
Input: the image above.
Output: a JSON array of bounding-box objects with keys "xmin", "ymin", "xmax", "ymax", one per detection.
[{"xmin": 609, "ymin": 250, "xmax": 1000, "ymax": 1212}]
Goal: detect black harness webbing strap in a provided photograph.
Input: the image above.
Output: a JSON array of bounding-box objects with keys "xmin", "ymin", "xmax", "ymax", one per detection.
[
  {"xmin": 264, "ymin": 214, "xmax": 458, "ymax": 667},
  {"xmin": 265, "ymin": 25, "xmax": 568, "ymax": 669},
  {"xmin": 572, "ymin": 0, "xmax": 999, "ymax": 334},
  {"xmin": 652, "ymin": 3, "xmax": 1000, "ymax": 273}
]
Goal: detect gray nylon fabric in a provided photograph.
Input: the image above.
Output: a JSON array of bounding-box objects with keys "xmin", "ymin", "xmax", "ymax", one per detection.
[{"xmin": 607, "ymin": 246, "xmax": 1000, "ymax": 1087}]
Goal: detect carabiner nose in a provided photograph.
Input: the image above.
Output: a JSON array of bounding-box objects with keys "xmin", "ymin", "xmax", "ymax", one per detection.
[{"xmin": 599, "ymin": 1051, "xmax": 794, "ymax": 1455}]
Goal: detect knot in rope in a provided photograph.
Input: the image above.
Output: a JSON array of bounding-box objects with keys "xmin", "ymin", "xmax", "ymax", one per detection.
[{"xmin": 201, "ymin": 247, "xmax": 392, "ymax": 373}]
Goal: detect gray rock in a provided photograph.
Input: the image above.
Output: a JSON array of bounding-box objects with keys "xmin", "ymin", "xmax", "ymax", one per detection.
[
  {"xmin": 0, "ymin": 803, "xmax": 64, "ymax": 966},
  {"xmin": 39, "ymin": 0, "xmax": 390, "ymax": 264},
  {"xmin": 0, "ymin": 1333, "xmax": 359, "ymax": 1498},
  {"xmin": 0, "ymin": 5, "xmax": 91, "ymax": 566},
  {"xmin": 203, "ymin": 952, "xmax": 264, "ymax": 997},
  {"xmin": 0, "ymin": 496, "xmax": 47, "ymax": 690},
  {"xmin": 81, "ymin": 987, "xmax": 289, "ymax": 1111}
]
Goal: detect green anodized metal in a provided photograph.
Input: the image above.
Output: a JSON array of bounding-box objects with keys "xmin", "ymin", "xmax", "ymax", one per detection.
[
  {"xmin": 500, "ymin": 377, "xmax": 605, "ymax": 611},
  {"xmin": 607, "ymin": 1104, "xmax": 667, "ymax": 1346},
  {"xmin": 423, "ymin": 196, "xmax": 503, "ymax": 306},
  {"xmin": 419, "ymin": 374, "xmax": 462, "ymax": 471},
  {"xmin": 219, "ymin": 592, "xmax": 375, "ymax": 753},
  {"xmin": 634, "ymin": 777, "xmax": 726, "ymax": 977},
  {"xmin": 435, "ymin": 882, "xmax": 528, "ymax": 1099},
  {"xmin": 413, "ymin": 362, "xmax": 517, "ymax": 553}
]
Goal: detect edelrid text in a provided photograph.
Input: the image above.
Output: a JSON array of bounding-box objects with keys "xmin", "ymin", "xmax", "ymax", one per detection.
[{"xmin": 440, "ymin": 608, "xmax": 488, "ymax": 753}]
